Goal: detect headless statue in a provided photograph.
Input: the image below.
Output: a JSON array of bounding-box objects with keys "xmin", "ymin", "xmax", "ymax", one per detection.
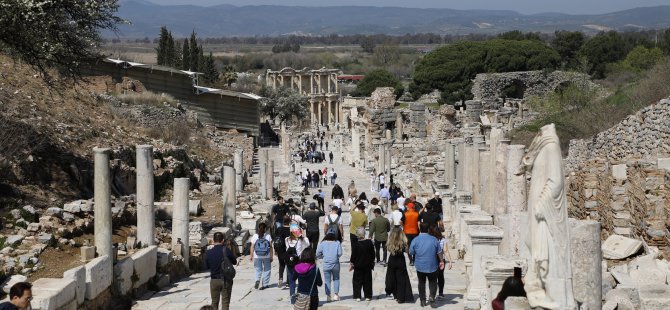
[{"xmin": 522, "ymin": 124, "xmax": 576, "ymax": 310}]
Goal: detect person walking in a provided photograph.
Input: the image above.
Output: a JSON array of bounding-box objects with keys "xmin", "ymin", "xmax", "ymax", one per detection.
[
  {"xmin": 285, "ymin": 225, "xmax": 311, "ymax": 304},
  {"xmin": 331, "ymin": 184, "xmax": 344, "ymax": 200},
  {"xmin": 347, "ymin": 180, "xmax": 357, "ymax": 200},
  {"xmin": 349, "ymin": 204, "xmax": 368, "ymax": 249},
  {"xmin": 369, "ymin": 208, "xmax": 390, "ymax": 266},
  {"xmin": 429, "ymin": 226, "xmax": 453, "ymax": 300},
  {"xmin": 205, "ymin": 232, "xmax": 238, "ymax": 310},
  {"xmin": 378, "ymin": 173, "xmax": 386, "ymax": 190},
  {"xmin": 369, "ymin": 170, "xmax": 377, "ymax": 192},
  {"xmin": 292, "ymin": 250, "xmax": 323, "ymax": 310},
  {"xmin": 390, "ymin": 204, "xmax": 404, "ymax": 227},
  {"xmin": 366, "ymin": 198, "xmax": 381, "ymax": 224},
  {"xmin": 378, "ymin": 185, "xmax": 390, "ymax": 214},
  {"xmin": 303, "ymin": 203, "xmax": 325, "ymax": 253},
  {"xmin": 349, "ymin": 227, "xmax": 375, "ymax": 301},
  {"xmin": 329, "ymin": 151, "xmax": 334, "ymax": 164},
  {"xmin": 0, "ymin": 282, "xmax": 32, "ymax": 310},
  {"xmin": 403, "ymin": 201, "xmax": 420, "ymax": 266},
  {"xmin": 316, "ymin": 233, "xmax": 343, "ymax": 302},
  {"xmin": 329, "ymin": 168, "xmax": 336, "ymax": 184},
  {"xmin": 275, "ymin": 216, "xmax": 292, "ymax": 289},
  {"xmin": 385, "ymin": 227, "xmax": 414, "ymax": 304},
  {"xmin": 409, "ymin": 223, "xmax": 445, "ymax": 308},
  {"xmin": 272, "ymin": 196, "xmax": 291, "ymax": 232},
  {"xmin": 324, "ymin": 206, "xmax": 344, "ymax": 243},
  {"xmin": 325, "ymin": 141, "xmax": 329, "ymax": 150},
  {"xmin": 250, "ymin": 223, "xmax": 273, "ymax": 290}
]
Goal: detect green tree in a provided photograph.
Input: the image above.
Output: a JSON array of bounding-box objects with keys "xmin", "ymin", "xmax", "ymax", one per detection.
[
  {"xmin": 181, "ymin": 39, "xmax": 190, "ymax": 70},
  {"xmin": 579, "ymin": 31, "xmax": 626, "ymax": 78},
  {"xmin": 352, "ymin": 69, "xmax": 403, "ymax": 98},
  {"xmin": 189, "ymin": 30, "xmax": 200, "ymax": 71},
  {"xmin": 173, "ymin": 41, "xmax": 183, "ymax": 69},
  {"xmin": 361, "ymin": 37, "xmax": 376, "ymax": 53},
  {"xmin": 552, "ymin": 31, "xmax": 585, "ymax": 69},
  {"xmin": 660, "ymin": 29, "xmax": 670, "ymax": 55},
  {"xmin": 622, "ymin": 46, "xmax": 664, "ymax": 71},
  {"xmin": 219, "ymin": 65, "xmax": 238, "ymax": 87},
  {"xmin": 166, "ymin": 31, "xmax": 175, "ymax": 67},
  {"xmin": 259, "ymin": 87, "xmax": 308, "ymax": 125},
  {"xmin": 372, "ymin": 44, "xmax": 400, "ymax": 65},
  {"xmin": 498, "ymin": 30, "xmax": 543, "ymax": 41},
  {"xmin": 0, "ymin": 0, "xmax": 124, "ymax": 84},
  {"xmin": 410, "ymin": 39, "xmax": 560, "ymax": 103},
  {"xmin": 202, "ymin": 52, "xmax": 219, "ymax": 85},
  {"xmin": 156, "ymin": 26, "xmax": 169, "ymax": 65}
]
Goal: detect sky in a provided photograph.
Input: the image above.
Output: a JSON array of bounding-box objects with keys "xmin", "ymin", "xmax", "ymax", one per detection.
[{"xmin": 144, "ymin": 0, "xmax": 670, "ymax": 15}]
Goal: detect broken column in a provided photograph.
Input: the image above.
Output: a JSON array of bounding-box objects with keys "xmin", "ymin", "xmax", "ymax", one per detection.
[
  {"xmin": 234, "ymin": 149, "xmax": 244, "ymax": 192},
  {"xmin": 266, "ymin": 160, "xmax": 274, "ymax": 198},
  {"xmin": 173, "ymin": 178, "xmax": 190, "ymax": 269},
  {"xmin": 454, "ymin": 139, "xmax": 465, "ymax": 190},
  {"xmin": 479, "ymin": 149, "xmax": 491, "ymax": 214},
  {"xmin": 93, "ymin": 147, "xmax": 113, "ymax": 258},
  {"xmin": 351, "ymin": 129, "xmax": 360, "ymax": 165},
  {"xmin": 136, "ymin": 145, "xmax": 155, "ymax": 247},
  {"xmin": 260, "ymin": 163, "xmax": 267, "ymax": 199},
  {"xmin": 494, "ymin": 139, "xmax": 510, "ymax": 216},
  {"xmin": 569, "ymin": 219, "xmax": 602, "ymax": 310},
  {"xmin": 470, "ymin": 143, "xmax": 482, "ymax": 204},
  {"xmin": 385, "ymin": 147, "xmax": 391, "ymax": 180},
  {"xmin": 502, "ymin": 144, "xmax": 527, "ymax": 256},
  {"xmin": 223, "ymin": 166, "xmax": 236, "ymax": 226},
  {"xmin": 445, "ymin": 140, "xmax": 456, "ymax": 189},
  {"xmin": 395, "ymin": 113, "xmax": 403, "ymax": 138}
]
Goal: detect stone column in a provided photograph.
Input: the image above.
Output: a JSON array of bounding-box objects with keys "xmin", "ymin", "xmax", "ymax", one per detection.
[
  {"xmin": 234, "ymin": 149, "xmax": 244, "ymax": 192},
  {"xmin": 351, "ymin": 129, "xmax": 360, "ymax": 165},
  {"xmin": 327, "ymin": 101, "xmax": 332, "ymax": 124},
  {"xmin": 260, "ymin": 163, "xmax": 267, "ymax": 199},
  {"xmin": 507, "ymin": 145, "xmax": 526, "ymax": 212},
  {"xmin": 385, "ymin": 129, "xmax": 392, "ymax": 140},
  {"xmin": 385, "ymin": 147, "xmax": 392, "ymax": 180},
  {"xmin": 445, "ymin": 141, "xmax": 456, "ymax": 189},
  {"xmin": 395, "ymin": 113, "xmax": 403, "ymax": 138},
  {"xmin": 466, "ymin": 225, "xmax": 504, "ymax": 305},
  {"xmin": 317, "ymin": 102, "xmax": 322, "ymax": 126},
  {"xmin": 569, "ymin": 219, "xmax": 602, "ymax": 310},
  {"xmin": 223, "ymin": 166, "xmax": 236, "ymax": 226},
  {"xmin": 470, "ymin": 144, "xmax": 482, "ymax": 204},
  {"xmin": 266, "ymin": 160, "xmax": 274, "ymax": 198},
  {"xmin": 454, "ymin": 139, "xmax": 465, "ymax": 190},
  {"xmin": 487, "ymin": 128, "xmax": 501, "ymax": 215},
  {"xmin": 136, "ymin": 145, "xmax": 155, "ymax": 247},
  {"xmin": 309, "ymin": 101, "xmax": 315, "ymax": 124},
  {"xmin": 94, "ymin": 148, "xmax": 113, "ymax": 258},
  {"xmin": 378, "ymin": 144, "xmax": 385, "ymax": 174},
  {"xmin": 173, "ymin": 178, "xmax": 190, "ymax": 269},
  {"xmin": 479, "ymin": 150, "xmax": 491, "ymax": 214},
  {"xmin": 462, "ymin": 143, "xmax": 472, "ymax": 193},
  {"xmin": 494, "ymin": 139, "xmax": 510, "ymax": 216}
]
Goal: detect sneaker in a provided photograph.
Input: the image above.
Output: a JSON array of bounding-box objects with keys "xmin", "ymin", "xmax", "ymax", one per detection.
[
  {"xmin": 333, "ymin": 294, "xmax": 340, "ymax": 301},
  {"xmin": 436, "ymin": 294, "xmax": 444, "ymax": 300},
  {"xmin": 327, "ymin": 295, "xmax": 332, "ymax": 302},
  {"xmin": 356, "ymin": 298, "xmax": 361, "ymax": 302},
  {"xmin": 278, "ymin": 278, "xmax": 283, "ymax": 288},
  {"xmin": 254, "ymin": 281, "xmax": 259, "ymax": 289},
  {"xmin": 420, "ymin": 300, "xmax": 428, "ymax": 307},
  {"xmin": 259, "ymin": 286, "xmax": 267, "ymax": 290},
  {"xmin": 382, "ymin": 262, "xmax": 387, "ymax": 267},
  {"xmin": 365, "ymin": 298, "xmax": 371, "ymax": 301},
  {"xmin": 429, "ymin": 299, "xmax": 438, "ymax": 308},
  {"xmin": 386, "ymin": 294, "xmax": 394, "ymax": 300}
]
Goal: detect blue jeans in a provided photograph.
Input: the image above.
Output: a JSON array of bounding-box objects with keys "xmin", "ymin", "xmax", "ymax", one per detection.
[
  {"xmin": 323, "ymin": 264, "xmax": 340, "ymax": 296},
  {"xmin": 288, "ymin": 267, "xmax": 296, "ymax": 304},
  {"xmin": 254, "ymin": 258, "xmax": 271, "ymax": 287}
]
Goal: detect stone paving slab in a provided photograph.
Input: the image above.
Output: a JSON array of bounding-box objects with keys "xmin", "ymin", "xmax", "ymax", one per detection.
[{"xmin": 134, "ymin": 139, "xmax": 466, "ymax": 310}]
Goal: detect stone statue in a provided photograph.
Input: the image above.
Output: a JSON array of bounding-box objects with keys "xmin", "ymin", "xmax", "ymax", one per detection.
[{"xmin": 521, "ymin": 124, "xmax": 576, "ymax": 309}]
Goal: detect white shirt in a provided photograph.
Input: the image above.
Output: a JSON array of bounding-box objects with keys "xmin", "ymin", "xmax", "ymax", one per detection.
[
  {"xmin": 329, "ymin": 170, "xmax": 335, "ymax": 177},
  {"xmin": 332, "ymin": 198, "xmax": 344, "ymax": 209},
  {"xmin": 285, "ymin": 236, "xmax": 310, "ymax": 256},
  {"xmin": 250, "ymin": 233, "xmax": 272, "ymax": 259},
  {"xmin": 379, "ymin": 175, "xmax": 385, "ymax": 184},
  {"xmin": 396, "ymin": 197, "xmax": 406, "ymax": 209},
  {"xmin": 391, "ymin": 210, "xmax": 403, "ymax": 226},
  {"xmin": 290, "ymin": 214, "xmax": 306, "ymax": 225}
]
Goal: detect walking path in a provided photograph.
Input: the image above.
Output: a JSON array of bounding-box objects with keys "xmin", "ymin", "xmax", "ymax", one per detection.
[{"xmin": 133, "ymin": 133, "xmax": 466, "ymax": 310}]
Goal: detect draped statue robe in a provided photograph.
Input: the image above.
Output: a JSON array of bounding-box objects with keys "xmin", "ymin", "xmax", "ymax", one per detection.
[{"xmin": 522, "ymin": 124, "xmax": 576, "ymax": 310}]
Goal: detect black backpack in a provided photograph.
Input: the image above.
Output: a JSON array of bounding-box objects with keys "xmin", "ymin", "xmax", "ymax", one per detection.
[
  {"xmin": 273, "ymin": 231, "xmax": 286, "ymax": 253},
  {"xmin": 327, "ymin": 215, "xmax": 341, "ymax": 239},
  {"xmin": 284, "ymin": 240, "xmax": 300, "ymax": 267},
  {"xmin": 220, "ymin": 247, "xmax": 236, "ymax": 281}
]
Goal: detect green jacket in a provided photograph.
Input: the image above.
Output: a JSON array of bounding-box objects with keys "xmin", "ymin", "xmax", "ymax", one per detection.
[{"xmin": 369, "ymin": 215, "xmax": 390, "ymax": 242}]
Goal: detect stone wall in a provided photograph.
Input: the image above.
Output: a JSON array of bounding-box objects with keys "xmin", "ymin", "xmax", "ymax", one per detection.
[
  {"xmin": 471, "ymin": 70, "xmax": 600, "ymax": 101},
  {"xmin": 567, "ymin": 98, "xmax": 670, "ymax": 171}
]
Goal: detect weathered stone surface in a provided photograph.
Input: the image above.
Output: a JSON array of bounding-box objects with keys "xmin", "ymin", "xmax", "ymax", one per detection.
[
  {"xmin": 114, "ymin": 257, "xmax": 134, "ymax": 295},
  {"xmin": 63, "ymin": 266, "xmax": 86, "ymax": 305},
  {"xmin": 1, "ymin": 275, "xmax": 27, "ymax": 294},
  {"xmin": 602, "ymin": 235, "xmax": 643, "ymax": 260},
  {"xmin": 6, "ymin": 235, "xmax": 24, "ymax": 246},
  {"xmin": 504, "ymin": 296, "xmax": 531, "ymax": 310},
  {"xmin": 569, "ymin": 219, "xmax": 601, "ymax": 310},
  {"xmin": 132, "ymin": 246, "xmax": 157, "ymax": 288},
  {"xmin": 31, "ymin": 278, "xmax": 77, "ymax": 310},
  {"xmin": 84, "ymin": 255, "xmax": 112, "ymax": 300},
  {"xmin": 638, "ymin": 285, "xmax": 670, "ymax": 310},
  {"xmin": 612, "ymin": 164, "xmax": 627, "ymax": 180}
]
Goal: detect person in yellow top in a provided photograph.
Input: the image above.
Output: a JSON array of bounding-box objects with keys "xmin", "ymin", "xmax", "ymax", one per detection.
[{"xmin": 349, "ymin": 203, "xmax": 368, "ymax": 249}]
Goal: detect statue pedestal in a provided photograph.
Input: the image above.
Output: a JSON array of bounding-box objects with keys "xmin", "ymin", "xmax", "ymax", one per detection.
[
  {"xmin": 456, "ymin": 204, "xmax": 482, "ymax": 253},
  {"xmin": 481, "ymin": 255, "xmax": 527, "ymax": 310},
  {"xmin": 466, "ymin": 225, "xmax": 503, "ymax": 305}
]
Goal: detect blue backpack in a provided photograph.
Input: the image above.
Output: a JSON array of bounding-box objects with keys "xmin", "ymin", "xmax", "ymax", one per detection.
[{"xmin": 254, "ymin": 235, "xmax": 271, "ymax": 256}]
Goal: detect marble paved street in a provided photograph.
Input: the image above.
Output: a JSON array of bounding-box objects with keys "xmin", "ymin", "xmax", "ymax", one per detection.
[{"xmin": 133, "ymin": 135, "xmax": 466, "ymax": 310}]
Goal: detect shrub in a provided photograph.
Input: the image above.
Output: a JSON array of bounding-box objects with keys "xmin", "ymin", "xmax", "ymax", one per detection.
[{"xmin": 117, "ymin": 91, "xmax": 177, "ymax": 107}]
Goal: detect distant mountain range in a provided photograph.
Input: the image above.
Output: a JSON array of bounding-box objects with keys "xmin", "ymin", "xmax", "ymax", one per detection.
[{"xmin": 112, "ymin": 0, "xmax": 670, "ymax": 38}]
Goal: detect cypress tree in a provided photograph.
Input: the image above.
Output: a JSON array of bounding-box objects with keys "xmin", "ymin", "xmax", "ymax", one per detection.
[
  {"xmin": 173, "ymin": 41, "xmax": 183, "ymax": 69},
  {"xmin": 156, "ymin": 26, "xmax": 169, "ymax": 65},
  {"xmin": 203, "ymin": 52, "xmax": 219, "ymax": 84},
  {"xmin": 166, "ymin": 31, "xmax": 175, "ymax": 67},
  {"xmin": 181, "ymin": 38, "xmax": 190, "ymax": 70},
  {"xmin": 189, "ymin": 30, "xmax": 199, "ymax": 71}
]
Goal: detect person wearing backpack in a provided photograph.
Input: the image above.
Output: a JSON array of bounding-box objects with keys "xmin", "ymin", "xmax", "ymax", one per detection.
[
  {"xmin": 316, "ymin": 232, "xmax": 342, "ymax": 302},
  {"xmin": 285, "ymin": 224, "xmax": 311, "ymax": 304},
  {"xmin": 302, "ymin": 203, "xmax": 325, "ymax": 254},
  {"xmin": 323, "ymin": 206, "xmax": 343, "ymax": 243},
  {"xmin": 292, "ymin": 250, "xmax": 323, "ymax": 310},
  {"xmin": 205, "ymin": 232, "xmax": 238, "ymax": 310},
  {"xmin": 275, "ymin": 216, "xmax": 292, "ymax": 289},
  {"xmin": 250, "ymin": 222, "xmax": 273, "ymax": 290}
]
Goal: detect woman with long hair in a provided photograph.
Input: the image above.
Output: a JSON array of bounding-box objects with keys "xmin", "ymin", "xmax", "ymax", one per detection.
[
  {"xmin": 429, "ymin": 225, "xmax": 453, "ymax": 299},
  {"xmin": 316, "ymin": 233, "xmax": 342, "ymax": 302},
  {"xmin": 384, "ymin": 226, "xmax": 414, "ymax": 303},
  {"xmin": 250, "ymin": 222, "xmax": 273, "ymax": 290},
  {"xmin": 492, "ymin": 276, "xmax": 527, "ymax": 310}
]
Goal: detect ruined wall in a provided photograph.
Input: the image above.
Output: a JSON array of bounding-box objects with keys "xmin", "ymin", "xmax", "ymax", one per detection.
[
  {"xmin": 471, "ymin": 70, "xmax": 600, "ymax": 101},
  {"xmin": 566, "ymin": 98, "xmax": 670, "ymax": 171}
]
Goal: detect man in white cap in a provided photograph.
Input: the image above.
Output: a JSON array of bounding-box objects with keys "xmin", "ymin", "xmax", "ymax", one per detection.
[{"xmin": 427, "ymin": 192, "xmax": 443, "ymax": 218}]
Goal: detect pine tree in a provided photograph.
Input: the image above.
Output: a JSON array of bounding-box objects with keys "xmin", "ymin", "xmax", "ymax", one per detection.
[
  {"xmin": 156, "ymin": 26, "xmax": 169, "ymax": 65},
  {"xmin": 173, "ymin": 41, "xmax": 183, "ymax": 69},
  {"xmin": 202, "ymin": 52, "xmax": 219, "ymax": 85},
  {"xmin": 181, "ymin": 39, "xmax": 190, "ymax": 70}
]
